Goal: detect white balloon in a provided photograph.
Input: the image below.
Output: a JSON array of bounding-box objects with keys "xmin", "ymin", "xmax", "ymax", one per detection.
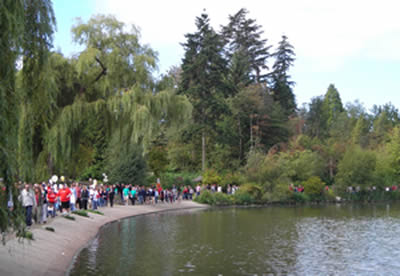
[{"xmin": 51, "ymin": 175, "xmax": 58, "ymax": 183}]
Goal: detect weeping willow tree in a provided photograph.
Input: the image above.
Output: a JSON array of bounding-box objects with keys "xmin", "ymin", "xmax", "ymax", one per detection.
[
  {"xmin": 17, "ymin": 0, "xmax": 56, "ymax": 182},
  {"xmin": 36, "ymin": 15, "xmax": 192, "ymax": 179},
  {"xmin": 0, "ymin": 0, "xmax": 48, "ymax": 238}
]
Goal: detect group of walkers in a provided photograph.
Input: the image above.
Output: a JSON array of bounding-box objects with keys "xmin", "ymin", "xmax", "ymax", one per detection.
[{"xmin": 16, "ymin": 181, "xmax": 199, "ymax": 228}]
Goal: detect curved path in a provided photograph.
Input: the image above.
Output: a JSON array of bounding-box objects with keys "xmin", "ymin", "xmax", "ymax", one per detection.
[{"xmin": 0, "ymin": 201, "xmax": 208, "ymax": 276}]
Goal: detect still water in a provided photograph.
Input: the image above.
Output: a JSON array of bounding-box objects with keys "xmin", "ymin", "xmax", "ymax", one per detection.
[{"xmin": 69, "ymin": 204, "xmax": 400, "ymax": 275}]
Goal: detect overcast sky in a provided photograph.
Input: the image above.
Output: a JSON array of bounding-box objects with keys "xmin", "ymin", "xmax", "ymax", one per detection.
[{"xmin": 53, "ymin": 0, "xmax": 400, "ymax": 110}]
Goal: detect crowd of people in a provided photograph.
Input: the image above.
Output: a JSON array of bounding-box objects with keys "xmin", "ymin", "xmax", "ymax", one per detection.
[
  {"xmin": 16, "ymin": 181, "xmax": 204, "ymax": 228},
  {"xmin": 5, "ymin": 178, "xmax": 245, "ymax": 229}
]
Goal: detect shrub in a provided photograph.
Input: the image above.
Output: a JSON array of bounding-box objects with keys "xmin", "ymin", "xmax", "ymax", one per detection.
[
  {"xmin": 323, "ymin": 188, "xmax": 336, "ymax": 201},
  {"xmin": 291, "ymin": 192, "xmax": 309, "ymax": 203},
  {"xmin": 303, "ymin": 176, "xmax": 325, "ymax": 200},
  {"xmin": 335, "ymin": 146, "xmax": 377, "ymax": 194},
  {"xmin": 194, "ymin": 190, "xmax": 215, "ymax": 205},
  {"xmin": 239, "ymin": 183, "xmax": 263, "ymax": 201},
  {"xmin": 17, "ymin": 230, "xmax": 34, "ymax": 240},
  {"xmin": 213, "ymin": 192, "xmax": 233, "ymax": 206},
  {"xmin": 270, "ymin": 178, "xmax": 292, "ymax": 203},
  {"xmin": 233, "ymin": 190, "xmax": 254, "ymax": 205},
  {"xmin": 202, "ymin": 169, "xmax": 222, "ymax": 186},
  {"xmin": 261, "ymin": 192, "xmax": 272, "ymax": 203}
]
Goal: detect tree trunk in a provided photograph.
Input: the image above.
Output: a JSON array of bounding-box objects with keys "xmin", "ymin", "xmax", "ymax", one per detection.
[
  {"xmin": 202, "ymin": 130, "xmax": 206, "ymax": 172},
  {"xmin": 329, "ymin": 158, "xmax": 334, "ymax": 179}
]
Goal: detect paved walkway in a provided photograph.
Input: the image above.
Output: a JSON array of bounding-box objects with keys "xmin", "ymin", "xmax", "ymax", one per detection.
[{"xmin": 0, "ymin": 201, "xmax": 207, "ymax": 276}]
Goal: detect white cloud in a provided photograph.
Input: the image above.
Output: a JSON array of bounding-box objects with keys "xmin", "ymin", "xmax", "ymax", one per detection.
[{"xmin": 94, "ymin": 0, "xmax": 400, "ymax": 71}]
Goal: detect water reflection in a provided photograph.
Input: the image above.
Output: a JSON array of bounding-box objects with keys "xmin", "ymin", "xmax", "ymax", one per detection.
[{"xmin": 69, "ymin": 204, "xmax": 400, "ymax": 275}]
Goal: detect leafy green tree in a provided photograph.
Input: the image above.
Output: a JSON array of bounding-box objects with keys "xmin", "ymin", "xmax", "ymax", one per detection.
[
  {"xmin": 335, "ymin": 146, "xmax": 376, "ymax": 193},
  {"xmin": 225, "ymin": 84, "xmax": 288, "ymax": 163},
  {"xmin": 179, "ymin": 12, "xmax": 228, "ymax": 171},
  {"xmin": 147, "ymin": 146, "xmax": 168, "ymax": 177},
  {"xmin": 351, "ymin": 114, "xmax": 370, "ymax": 147},
  {"xmin": 375, "ymin": 126, "xmax": 400, "ymax": 187},
  {"xmin": 42, "ymin": 15, "xmax": 192, "ymax": 178},
  {"xmin": 270, "ymin": 35, "xmax": 296, "ymax": 115},
  {"xmin": 0, "ymin": 0, "xmax": 25, "ymax": 237},
  {"xmin": 282, "ymin": 150, "xmax": 324, "ymax": 183},
  {"xmin": 18, "ymin": 0, "xmax": 56, "ymax": 182},
  {"xmin": 106, "ymin": 135, "xmax": 147, "ymax": 185},
  {"xmin": 302, "ymin": 176, "xmax": 325, "ymax": 200},
  {"xmin": 370, "ymin": 104, "xmax": 400, "ymax": 146}
]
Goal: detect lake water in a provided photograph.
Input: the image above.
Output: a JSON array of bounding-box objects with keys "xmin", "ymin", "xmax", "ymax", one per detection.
[{"xmin": 69, "ymin": 204, "xmax": 400, "ymax": 275}]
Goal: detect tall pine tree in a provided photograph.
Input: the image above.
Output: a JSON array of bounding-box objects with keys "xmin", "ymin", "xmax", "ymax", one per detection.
[
  {"xmin": 222, "ymin": 8, "xmax": 271, "ymax": 90},
  {"xmin": 271, "ymin": 35, "xmax": 296, "ymax": 115},
  {"xmin": 179, "ymin": 12, "xmax": 228, "ymax": 171}
]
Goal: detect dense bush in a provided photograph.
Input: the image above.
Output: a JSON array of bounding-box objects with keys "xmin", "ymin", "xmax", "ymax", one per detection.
[
  {"xmin": 335, "ymin": 146, "xmax": 377, "ymax": 194},
  {"xmin": 202, "ymin": 169, "xmax": 222, "ymax": 185},
  {"xmin": 232, "ymin": 190, "xmax": 255, "ymax": 205},
  {"xmin": 194, "ymin": 189, "xmax": 256, "ymax": 206},
  {"xmin": 291, "ymin": 192, "xmax": 310, "ymax": 203},
  {"xmin": 194, "ymin": 190, "xmax": 215, "ymax": 205},
  {"xmin": 239, "ymin": 183, "xmax": 263, "ymax": 201},
  {"xmin": 302, "ymin": 176, "xmax": 325, "ymax": 200},
  {"xmin": 213, "ymin": 192, "xmax": 233, "ymax": 205}
]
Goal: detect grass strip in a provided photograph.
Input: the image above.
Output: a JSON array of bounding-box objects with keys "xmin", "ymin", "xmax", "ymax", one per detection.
[
  {"xmin": 87, "ymin": 210, "xmax": 104, "ymax": 215},
  {"xmin": 45, "ymin": 226, "xmax": 55, "ymax": 232},
  {"xmin": 64, "ymin": 215, "xmax": 76, "ymax": 221},
  {"xmin": 72, "ymin": 210, "xmax": 89, "ymax": 217}
]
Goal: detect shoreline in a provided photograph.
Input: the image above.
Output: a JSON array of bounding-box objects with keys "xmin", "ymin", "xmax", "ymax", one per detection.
[{"xmin": 0, "ymin": 201, "xmax": 208, "ymax": 276}]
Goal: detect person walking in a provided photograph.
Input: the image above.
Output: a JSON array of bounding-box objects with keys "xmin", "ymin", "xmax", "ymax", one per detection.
[
  {"xmin": 47, "ymin": 187, "xmax": 57, "ymax": 217},
  {"xmin": 70, "ymin": 183, "xmax": 77, "ymax": 211},
  {"xmin": 123, "ymin": 185, "xmax": 130, "ymax": 205},
  {"xmin": 41, "ymin": 184, "xmax": 48, "ymax": 223},
  {"xmin": 109, "ymin": 185, "xmax": 115, "ymax": 207},
  {"xmin": 80, "ymin": 185, "xmax": 89, "ymax": 210},
  {"xmin": 33, "ymin": 185, "xmax": 43, "ymax": 224},
  {"xmin": 57, "ymin": 184, "xmax": 72, "ymax": 215},
  {"xmin": 19, "ymin": 184, "xmax": 36, "ymax": 227}
]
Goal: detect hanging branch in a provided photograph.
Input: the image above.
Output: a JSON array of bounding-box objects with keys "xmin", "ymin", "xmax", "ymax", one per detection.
[{"xmin": 93, "ymin": 57, "xmax": 107, "ymax": 83}]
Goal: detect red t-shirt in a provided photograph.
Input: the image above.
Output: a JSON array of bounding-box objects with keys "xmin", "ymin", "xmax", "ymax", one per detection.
[
  {"xmin": 57, "ymin": 188, "xmax": 72, "ymax": 202},
  {"xmin": 47, "ymin": 192, "xmax": 57, "ymax": 204}
]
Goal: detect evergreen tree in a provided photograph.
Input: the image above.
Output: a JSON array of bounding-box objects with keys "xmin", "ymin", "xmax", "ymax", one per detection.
[
  {"xmin": 179, "ymin": 12, "xmax": 228, "ymax": 171},
  {"xmin": 322, "ymin": 84, "xmax": 344, "ymax": 130},
  {"xmin": 222, "ymin": 8, "xmax": 271, "ymax": 89},
  {"xmin": 270, "ymin": 35, "xmax": 296, "ymax": 115},
  {"xmin": 351, "ymin": 114, "xmax": 370, "ymax": 147},
  {"xmin": 305, "ymin": 96, "xmax": 326, "ymax": 138}
]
